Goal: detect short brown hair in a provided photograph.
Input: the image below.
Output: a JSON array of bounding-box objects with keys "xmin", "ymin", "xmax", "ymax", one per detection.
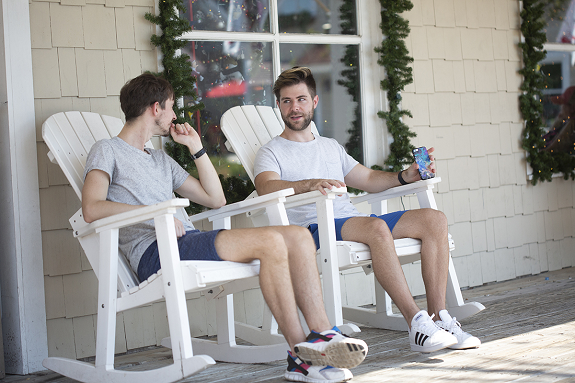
[
  {"xmin": 273, "ymin": 66, "xmax": 316, "ymax": 101},
  {"xmin": 120, "ymin": 73, "xmax": 175, "ymax": 122}
]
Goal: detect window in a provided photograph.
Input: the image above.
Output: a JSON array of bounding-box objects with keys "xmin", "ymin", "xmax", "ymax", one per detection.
[
  {"xmin": 177, "ymin": 0, "xmax": 383, "ymax": 181},
  {"xmin": 538, "ymin": 0, "xmax": 575, "ymax": 157}
]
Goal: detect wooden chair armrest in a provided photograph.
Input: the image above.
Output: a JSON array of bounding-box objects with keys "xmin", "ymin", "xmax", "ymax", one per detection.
[
  {"xmin": 352, "ymin": 177, "xmax": 441, "ymax": 205},
  {"xmin": 189, "ymin": 188, "xmax": 295, "ymax": 223},
  {"xmin": 72, "ymin": 198, "xmax": 190, "ymax": 237},
  {"xmin": 283, "ymin": 187, "xmax": 348, "ymax": 210}
]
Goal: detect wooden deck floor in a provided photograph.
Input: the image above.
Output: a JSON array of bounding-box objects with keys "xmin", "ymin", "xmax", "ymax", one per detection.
[{"xmin": 4, "ymin": 267, "xmax": 575, "ymax": 383}]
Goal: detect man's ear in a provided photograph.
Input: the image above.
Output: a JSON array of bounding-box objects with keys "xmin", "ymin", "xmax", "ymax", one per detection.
[
  {"xmin": 313, "ymin": 94, "xmax": 319, "ymax": 109},
  {"xmin": 151, "ymin": 101, "xmax": 161, "ymax": 116}
]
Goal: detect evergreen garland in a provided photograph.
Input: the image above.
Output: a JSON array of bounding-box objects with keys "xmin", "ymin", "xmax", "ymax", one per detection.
[
  {"xmin": 519, "ymin": 0, "xmax": 575, "ymax": 183},
  {"xmin": 146, "ymin": 1, "xmax": 254, "ymax": 213},
  {"xmin": 376, "ymin": 0, "xmax": 416, "ymax": 172}
]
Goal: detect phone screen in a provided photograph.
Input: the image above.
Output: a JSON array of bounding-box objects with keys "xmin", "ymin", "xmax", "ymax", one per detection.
[{"xmin": 412, "ymin": 147, "xmax": 435, "ymax": 180}]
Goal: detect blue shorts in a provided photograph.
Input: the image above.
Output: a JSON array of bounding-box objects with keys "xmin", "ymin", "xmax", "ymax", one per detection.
[
  {"xmin": 308, "ymin": 211, "xmax": 407, "ymax": 250},
  {"xmin": 137, "ymin": 229, "xmax": 224, "ymax": 281}
]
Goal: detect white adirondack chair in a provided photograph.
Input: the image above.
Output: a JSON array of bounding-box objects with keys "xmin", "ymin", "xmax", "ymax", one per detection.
[
  {"xmin": 41, "ymin": 111, "xmax": 292, "ymax": 383},
  {"xmin": 221, "ymin": 105, "xmax": 485, "ymax": 332}
]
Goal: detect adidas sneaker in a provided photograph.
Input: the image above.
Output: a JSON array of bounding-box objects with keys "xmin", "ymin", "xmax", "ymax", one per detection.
[
  {"xmin": 409, "ymin": 310, "xmax": 457, "ymax": 353},
  {"xmin": 435, "ymin": 310, "xmax": 481, "ymax": 349}
]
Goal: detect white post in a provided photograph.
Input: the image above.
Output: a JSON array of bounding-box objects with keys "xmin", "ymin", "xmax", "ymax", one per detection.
[{"xmin": 0, "ymin": 0, "xmax": 47, "ymax": 374}]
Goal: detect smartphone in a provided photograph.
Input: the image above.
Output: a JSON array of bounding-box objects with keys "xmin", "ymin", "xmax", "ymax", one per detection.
[{"xmin": 412, "ymin": 146, "xmax": 435, "ymax": 180}]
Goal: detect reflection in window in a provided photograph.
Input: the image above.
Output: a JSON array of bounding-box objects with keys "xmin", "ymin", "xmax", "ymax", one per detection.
[
  {"xmin": 181, "ymin": 0, "xmax": 270, "ymax": 33},
  {"xmin": 280, "ymin": 43, "xmax": 362, "ymax": 162},
  {"xmin": 181, "ymin": 41, "xmax": 274, "ymax": 179},
  {"xmin": 543, "ymin": 0, "xmax": 575, "ymax": 43},
  {"xmin": 539, "ymin": 50, "xmax": 575, "ymax": 154},
  {"xmin": 277, "ymin": 0, "xmax": 356, "ymax": 35}
]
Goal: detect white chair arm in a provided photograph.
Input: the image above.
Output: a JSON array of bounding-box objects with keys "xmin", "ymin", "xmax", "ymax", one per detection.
[
  {"xmin": 189, "ymin": 188, "xmax": 295, "ymax": 223},
  {"xmin": 283, "ymin": 187, "xmax": 348, "ymax": 210},
  {"xmin": 73, "ymin": 198, "xmax": 190, "ymax": 237},
  {"xmin": 352, "ymin": 177, "xmax": 441, "ymax": 205}
]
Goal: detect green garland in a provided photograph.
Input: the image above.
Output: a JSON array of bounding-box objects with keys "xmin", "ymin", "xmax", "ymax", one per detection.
[
  {"xmin": 519, "ymin": 0, "xmax": 575, "ymax": 183},
  {"xmin": 376, "ymin": 0, "xmax": 416, "ymax": 172}
]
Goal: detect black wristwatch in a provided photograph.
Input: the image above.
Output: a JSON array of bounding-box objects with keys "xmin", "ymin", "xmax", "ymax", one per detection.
[{"xmin": 191, "ymin": 147, "xmax": 206, "ymax": 160}]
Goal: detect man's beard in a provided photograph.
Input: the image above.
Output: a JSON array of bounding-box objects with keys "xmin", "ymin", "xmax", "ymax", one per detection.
[
  {"xmin": 155, "ymin": 118, "xmax": 171, "ymax": 137},
  {"xmin": 282, "ymin": 110, "xmax": 314, "ymax": 132}
]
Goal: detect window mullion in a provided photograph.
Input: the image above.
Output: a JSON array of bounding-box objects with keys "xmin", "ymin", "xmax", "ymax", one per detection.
[
  {"xmin": 270, "ymin": 0, "xmax": 281, "ymax": 87},
  {"xmin": 357, "ymin": 0, "xmax": 384, "ymax": 167}
]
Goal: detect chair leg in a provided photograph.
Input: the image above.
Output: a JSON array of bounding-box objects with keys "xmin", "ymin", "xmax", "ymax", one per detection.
[
  {"xmin": 445, "ymin": 256, "xmax": 485, "ymax": 320},
  {"xmin": 163, "ymin": 294, "xmax": 288, "ymax": 363}
]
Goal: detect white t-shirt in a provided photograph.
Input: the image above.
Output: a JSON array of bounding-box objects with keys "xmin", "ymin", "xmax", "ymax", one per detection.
[
  {"xmin": 84, "ymin": 136, "xmax": 194, "ymax": 272},
  {"xmin": 254, "ymin": 134, "xmax": 367, "ymax": 228}
]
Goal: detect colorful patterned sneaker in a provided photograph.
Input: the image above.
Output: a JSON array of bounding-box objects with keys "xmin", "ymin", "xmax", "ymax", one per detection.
[
  {"xmin": 435, "ymin": 310, "xmax": 481, "ymax": 349},
  {"xmin": 294, "ymin": 326, "xmax": 368, "ymax": 369},
  {"xmin": 409, "ymin": 310, "xmax": 457, "ymax": 353},
  {"xmin": 285, "ymin": 351, "xmax": 353, "ymax": 383}
]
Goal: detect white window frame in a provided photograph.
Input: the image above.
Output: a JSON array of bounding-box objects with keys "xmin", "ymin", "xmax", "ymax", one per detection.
[{"xmin": 176, "ymin": 0, "xmax": 387, "ymax": 166}]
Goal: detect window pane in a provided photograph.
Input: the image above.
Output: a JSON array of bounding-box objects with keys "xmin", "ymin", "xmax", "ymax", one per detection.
[
  {"xmin": 278, "ymin": 0, "xmax": 357, "ymax": 35},
  {"xmin": 280, "ymin": 43, "xmax": 363, "ymax": 162},
  {"xmin": 544, "ymin": 0, "xmax": 575, "ymax": 43},
  {"xmin": 540, "ymin": 50, "xmax": 575, "ymax": 154},
  {"xmin": 181, "ymin": 41, "xmax": 274, "ymax": 178},
  {"xmin": 181, "ymin": 0, "xmax": 270, "ymax": 33}
]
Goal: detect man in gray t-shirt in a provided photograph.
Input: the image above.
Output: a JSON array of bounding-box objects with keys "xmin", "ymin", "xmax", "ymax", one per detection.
[
  {"xmin": 82, "ymin": 73, "xmax": 368, "ymax": 381},
  {"xmin": 254, "ymin": 67, "xmax": 480, "ymax": 353}
]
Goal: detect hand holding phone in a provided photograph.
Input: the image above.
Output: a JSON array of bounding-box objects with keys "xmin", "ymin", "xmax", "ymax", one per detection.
[{"xmin": 412, "ymin": 146, "xmax": 435, "ymax": 180}]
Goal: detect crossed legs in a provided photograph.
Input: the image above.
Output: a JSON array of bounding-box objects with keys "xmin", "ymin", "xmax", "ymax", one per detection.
[
  {"xmin": 214, "ymin": 225, "xmax": 332, "ymax": 352},
  {"xmin": 340, "ymin": 208, "xmax": 450, "ymax": 327}
]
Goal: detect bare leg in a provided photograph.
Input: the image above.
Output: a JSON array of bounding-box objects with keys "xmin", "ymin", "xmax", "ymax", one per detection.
[
  {"xmin": 340, "ymin": 217, "xmax": 420, "ymax": 328},
  {"xmin": 391, "ymin": 209, "xmax": 450, "ymax": 318},
  {"xmin": 214, "ymin": 225, "xmax": 330, "ymax": 352}
]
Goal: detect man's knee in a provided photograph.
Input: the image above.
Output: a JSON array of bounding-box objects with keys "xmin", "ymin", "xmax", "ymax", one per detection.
[
  {"xmin": 281, "ymin": 225, "xmax": 317, "ymax": 252},
  {"xmin": 256, "ymin": 228, "xmax": 289, "ymax": 258},
  {"xmin": 365, "ymin": 217, "xmax": 394, "ymax": 243}
]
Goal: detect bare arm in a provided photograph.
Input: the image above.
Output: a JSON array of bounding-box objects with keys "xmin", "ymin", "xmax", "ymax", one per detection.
[
  {"xmin": 344, "ymin": 147, "xmax": 437, "ymax": 193},
  {"xmin": 82, "ymin": 169, "xmax": 144, "ymax": 223},
  {"xmin": 172, "ymin": 123, "xmax": 226, "ymax": 209},
  {"xmin": 255, "ymin": 170, "xmax": 346, "ymax": 196}
]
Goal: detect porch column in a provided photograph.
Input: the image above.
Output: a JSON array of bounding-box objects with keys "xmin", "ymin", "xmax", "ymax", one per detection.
[{"xmin": 0, "ymin": 0, "xmax": 48, "ymax": 374}]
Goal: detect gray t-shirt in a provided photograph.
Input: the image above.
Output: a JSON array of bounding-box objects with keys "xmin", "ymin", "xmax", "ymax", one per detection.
[
  {"xmin": 83, "ymin": 137, "xmax": 194, "ymax": 273},
  {"xmin": 254, "ymin": 134, "xmax": 366, "ymax": 228}
]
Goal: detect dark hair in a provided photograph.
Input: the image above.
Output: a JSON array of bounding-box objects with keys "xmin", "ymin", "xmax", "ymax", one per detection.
[
  {"xmin": 273, "ymin": 66, "xmax": 316, "ymax": 101},
  {"xmin": 120, "ymin": 73, "xmax": 175, "ymax": 122}
]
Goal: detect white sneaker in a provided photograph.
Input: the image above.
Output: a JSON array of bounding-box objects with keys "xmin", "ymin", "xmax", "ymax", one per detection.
[
  {"xmin": 409, "ymin": 310, "xmax": 457, "ymax": 352},
  {"xmin": 285, "ymin": 351, "xmax": 353, "ymax": 383},
  {"xmin": 435, "ymin": 310, "xmax": 481, "ymax": 349},
  {"xmin": 294, "ymin": 327, "xmax": 367, "ymax": 369}
]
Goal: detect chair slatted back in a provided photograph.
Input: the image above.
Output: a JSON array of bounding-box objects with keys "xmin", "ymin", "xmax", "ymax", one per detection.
[
  {"xmin": 42, "ymin": 112, "xmax": 154, "ymax": 292},
  {"xmin": 221, "ymin": 105, "xmax": 318, "ymax": 182}
]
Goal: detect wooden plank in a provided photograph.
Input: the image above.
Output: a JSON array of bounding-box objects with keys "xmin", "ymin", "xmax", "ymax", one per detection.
[
  {"xmin": 64, "ymin": 111, "xmax": 96, "ymax": 153},
  {"xmin": 101, "ymin": 114, "xmax": 124, "ymax": 137},
  {"xmin": 221, "ymin": 111, "xmax": 256, "ymax": 181},
  {"xmin": 43, "ymin": 114, "xmax": 85, "ymax": 198},
  {"xmin": 81, "ymin": 112, "xmax": 112, "ymax": 142}
]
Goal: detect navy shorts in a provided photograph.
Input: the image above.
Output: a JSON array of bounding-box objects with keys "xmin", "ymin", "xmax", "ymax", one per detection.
[
  {"xmin": 137, "ymin": 229, "xmax": 224, "ymax": 281},
  {"xmin": 308, "ymin": 211, "xmax": 407, "ymax": 250}
]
